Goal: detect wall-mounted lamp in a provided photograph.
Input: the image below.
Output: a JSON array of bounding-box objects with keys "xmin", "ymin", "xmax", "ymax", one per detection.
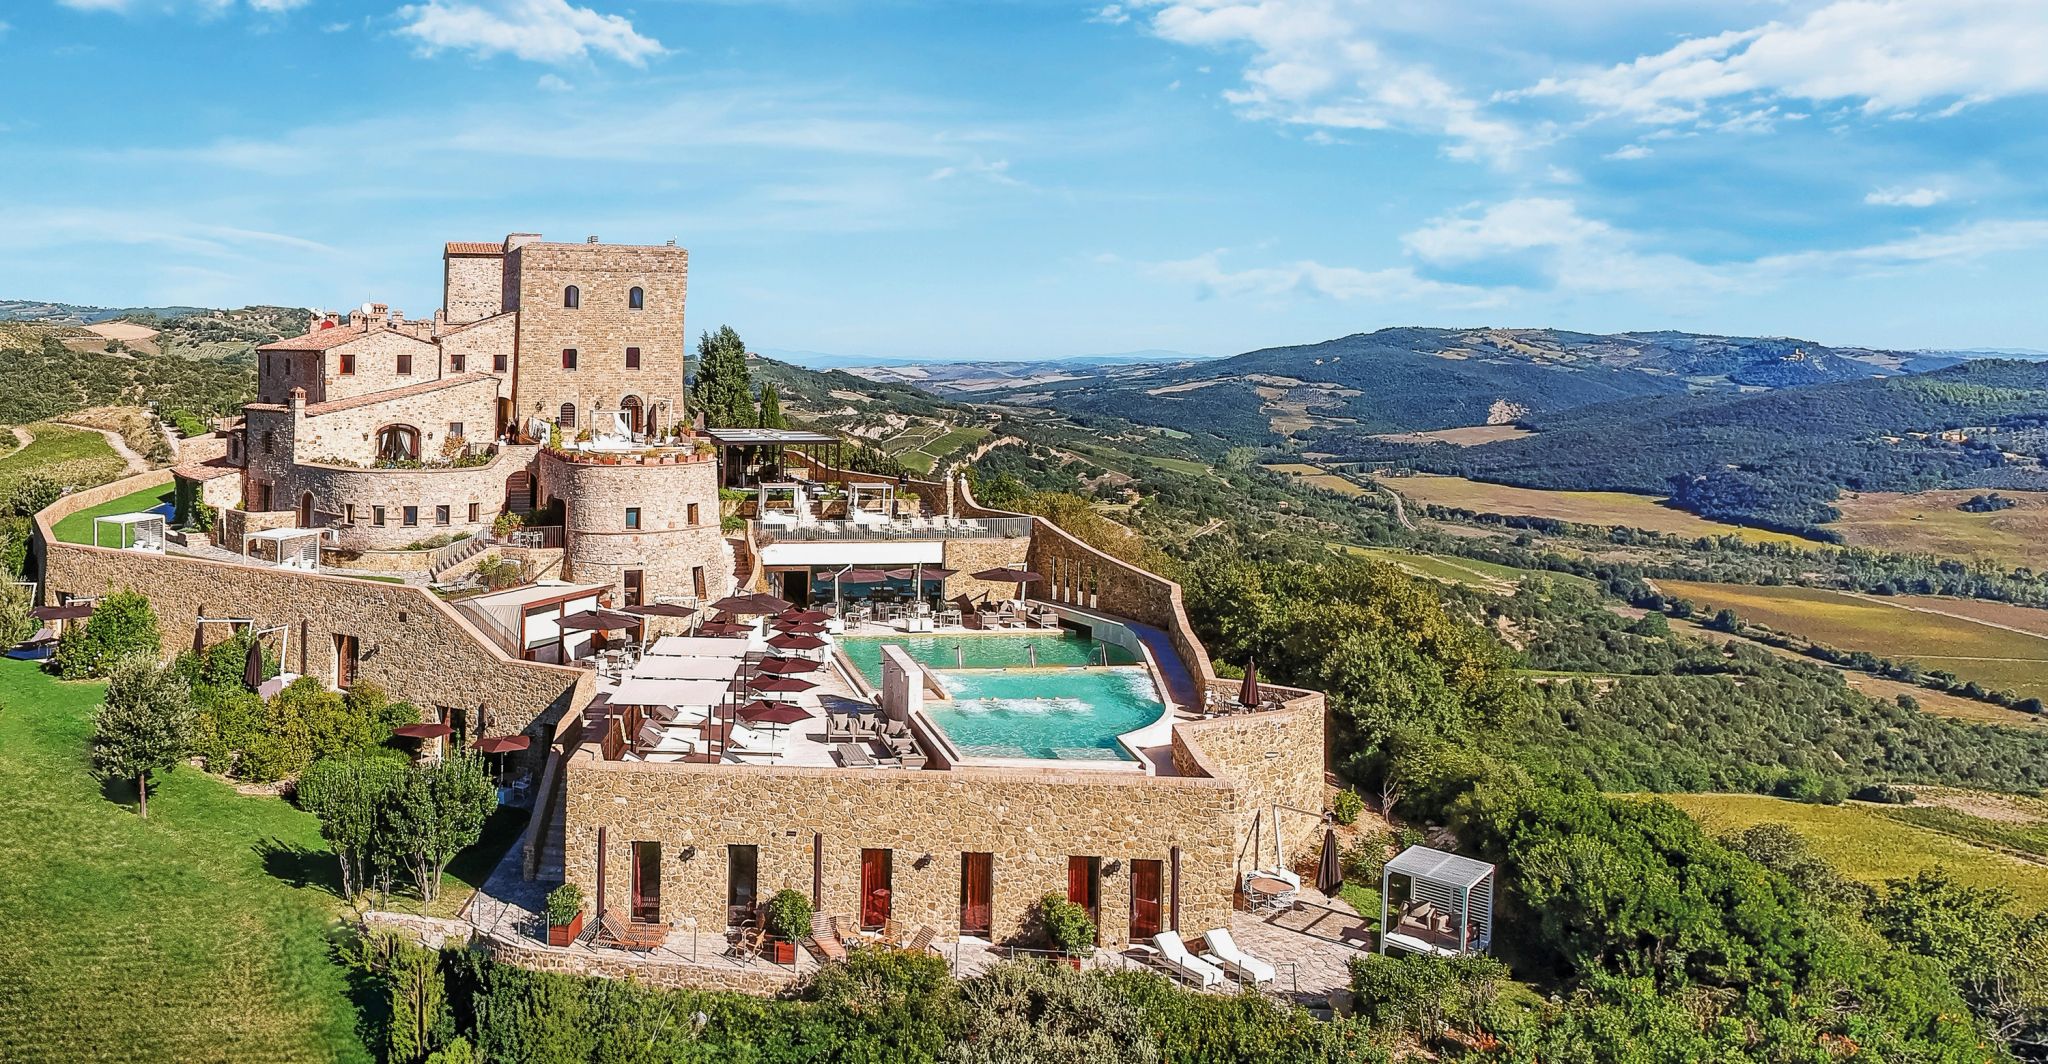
[
  {"xmin": 912, "ymin": 853, "xmax": 933, "ymax": 871},
  {"xmin": 1102, "ymin": 859, "xmax": 1122, "ymax": 876},
  {"xmin": 680, "ymin": 845, "xmax": 697, "ymax": 862}
]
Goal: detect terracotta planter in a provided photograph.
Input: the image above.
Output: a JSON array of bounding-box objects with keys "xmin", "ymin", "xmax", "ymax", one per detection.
[
  {"xmin": 771, "ymin": 939, "xmax": 796, "ymax": 965},
  {"xmin": 547, "ymin": 910, "xmax": 584, "ymax": 946},
  {"xmin": 1065, "ymin": 956, "xmax": 1083, "ymax": 970}
]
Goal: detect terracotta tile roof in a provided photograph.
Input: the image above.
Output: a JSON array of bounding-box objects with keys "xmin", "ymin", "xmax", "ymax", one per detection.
[
  {"xmin": 171, "ymin": 457, "xmax": 239, "ymax": 482},
  {"xmin": 302, "ymin": 373, "xmax": 494, "ymax": 417},
  {"xmin": 445, "ymin": 241, "xmax": 503, "ymax": 256},
  {"xmin": 259, "ymin": 321, "xmax": 435, "ymax": 352}
]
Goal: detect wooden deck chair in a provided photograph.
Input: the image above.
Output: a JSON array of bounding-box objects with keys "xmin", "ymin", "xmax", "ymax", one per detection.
[
  {"xmin": 902, "ymin": 925, "xmax": 937, "ymax": 956},
  {"xmin": 597, "ymin": 914, "xmax": 667, "ymax": 953},
  {"xmin": 726, "ymin": 922, "xmax": 766, "ymax": 961},
  {"xmin": 807, "ymin": 912, "xmax": 847, "ymax": 962}
]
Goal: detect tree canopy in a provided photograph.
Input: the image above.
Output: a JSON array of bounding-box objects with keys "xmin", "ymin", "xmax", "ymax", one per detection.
[
  {"xmin": 690, "ymin": 325, "xmax": 753, "ymax": 428},
  {"xmin": 89, "ymin": 655, "xmax": 195, "ymax": 818}
]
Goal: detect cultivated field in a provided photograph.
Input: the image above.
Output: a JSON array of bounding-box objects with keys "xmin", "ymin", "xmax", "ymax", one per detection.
[
  {"xmin": 1660, "ymin": 793, "xmax": 2048, "ymax": 913},
  {"xmin": 1369, "ymin": 425, "xmax": 1534, "ymax": 447},
  {"xmin": 1833, "ymin": 489, "xmax": 2048, "ymax": 570},
  {"xmin": 1339, "ymin": 544, "xmax": 1594, "ymax": 593},
  {"xmin": 1662, "ymin": 580, "xmax": 2048, "ymax": 700},
  {"xmin": 0, "ymin": 422, "xmax": 127, "ymax": 496},
  {"xmin": 1374, "ymin": 474, "xmax": 1815, "ymax": 546},
  {"xmin": 1263, "ymin": 463, "xmax": 1369, "ymax": 497}
]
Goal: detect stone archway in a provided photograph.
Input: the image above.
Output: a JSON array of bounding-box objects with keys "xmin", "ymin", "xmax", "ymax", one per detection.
[{"xmin": 621, "ymin": 395, "xmax": 644, "ymax": 435}]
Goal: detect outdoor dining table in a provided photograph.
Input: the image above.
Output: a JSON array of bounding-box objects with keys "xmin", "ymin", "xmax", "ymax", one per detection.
[{"xmin": 1244, "ymin": 875, "xmax": 1295, "ymax": 912}]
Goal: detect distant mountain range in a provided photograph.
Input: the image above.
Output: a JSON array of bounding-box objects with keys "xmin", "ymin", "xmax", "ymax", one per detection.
[{"xmin": 0, "ymin": 299, "xmax": 215, "ymax": 325}]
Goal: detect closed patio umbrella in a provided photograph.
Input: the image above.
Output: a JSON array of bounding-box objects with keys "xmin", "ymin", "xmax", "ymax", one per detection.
[
  {"xmin": 244, "ymin": 637, "xmax": 266, "ymax": 691},
  {"xmin": 1317, "ymin": 828, "xmax": 1344, "ymax": 897},
  {"xmin": 1239, "ymin": 657, "xmax": 1261, "ymax": 708}
]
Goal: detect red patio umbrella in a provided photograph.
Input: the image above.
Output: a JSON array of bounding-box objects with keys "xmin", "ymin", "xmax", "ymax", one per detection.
[
  {"xmin": 1239, "ymin": 656, "xmax": 1262, "ymax": 707},
  {"xmin": 768, "ymin": 632, "xmax": 828, "ymax": 651},
  {"xmin": 623, "ymin": 602, "xmax": 697, "ymax": 619},
  {"xmin": 557, "ymin": 608, "xmax": 641, "ymax": 632},
  {"xmin": 771, "ymin": 621, "xmax": 827, "ymax": 635},
  {"xmin": 392, "ymin": 722, "xmax": 453, "ymax": 739},
  {"xmin": 244, "ymin": 637, "xmax": 266, "ymax": 691},
  {"xmin": 780, "ymin": 609, "xmax": 831, "ymax": 624},
  {"xmin": 711, "ymin": 592, "xmax": 791, "ymax": 615},
  {"xmin": 695, "ymin": 622, "xmax": 751, "ymax": 638},
  {"xmin": 749, "ymin": 675, "xmax": 818, "ymax": 695},
  {"xmin": 472, "ymin": 735, "xmax": 532, "ymax": 754},
  {"xmin": 756, "ymin": 656, "xmax": 823, "ymax": 675},
  {"xmin": 971, "ymin": 566, "xmax": 1043, "ymax": 601},
  {"xmin": 738, "ymin": 701, "xmax": 811, "ymax": 725}
]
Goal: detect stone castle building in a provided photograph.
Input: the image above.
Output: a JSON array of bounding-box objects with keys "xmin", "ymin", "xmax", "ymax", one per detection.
[{"xmin": 213, "ymin": 234, "xmax": 730, "ymax": 609}]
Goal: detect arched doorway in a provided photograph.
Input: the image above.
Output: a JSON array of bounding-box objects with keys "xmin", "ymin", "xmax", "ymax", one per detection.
[
  {"xmin": 299, "ymin": 491, "xmax": 315, "ymax": 528},
  {"xmin": 375, "ymin": 424, "xmax": 420, "ymax": 462},
  {"xmin": 621, "ymin": 395, "xmax": 644, "ymax": 435}
]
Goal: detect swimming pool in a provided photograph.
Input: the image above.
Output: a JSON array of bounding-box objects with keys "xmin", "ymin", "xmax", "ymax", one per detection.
[
  {"xmin": 838, "ymin": 633, "xmax": 1139, "ymax": 679},
  {"xmin": 927, "ymin": 668, "xmax": 1165, "ymax": 761},
  {"xmin": 838, "ymin": 634, "xmax": 1160, "ymax": 762}
]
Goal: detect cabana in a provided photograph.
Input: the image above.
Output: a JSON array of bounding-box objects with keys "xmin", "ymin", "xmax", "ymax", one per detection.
[
  {"xmin": 93, "ymin": 512, "xmax": 166, "ymax": 553},
  {"xmin": 702, "ymin": 427, "xmax": 845, "ymax": 487},
  {"xmin": 242, "ymin": 526, "xmax": 324, "ymax": 571},
  {"xmin": 1379, "ymin": 846, "xmax": 1495, "ymax": 958}
]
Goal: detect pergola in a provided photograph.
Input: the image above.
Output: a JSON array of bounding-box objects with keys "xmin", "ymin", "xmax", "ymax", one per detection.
[
  {"xmin": 243, "ymin": 527, "xmax": 324, "ymax": 571},
  {"xmin": 1380, "ymin": 845, "xmax": 1496, "ymax": 958},
  {"xmin": 92, "ymin": 512, "xmax": 166, "ymax": 553},
  {"xmin": 753, "ymin": 482, "xmax": 812, "ymax": 528},
  {"xmin": 845, "ymin": 482, "xmax": 896, "ymax": 525},
  {"xmin": 701, "ymin": 427, "xmax": 845, "ymax": 487}
]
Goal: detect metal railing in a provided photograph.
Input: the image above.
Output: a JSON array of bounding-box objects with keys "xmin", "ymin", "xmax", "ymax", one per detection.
[{"xmin": 755, "ymin": 515, "xmax": 1032, "ymax": 543}]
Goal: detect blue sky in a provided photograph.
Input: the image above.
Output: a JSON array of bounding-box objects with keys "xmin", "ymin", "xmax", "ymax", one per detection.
[{"xmin": 3, "ymin": 0, "xmax": 2045, "ymax": 359}]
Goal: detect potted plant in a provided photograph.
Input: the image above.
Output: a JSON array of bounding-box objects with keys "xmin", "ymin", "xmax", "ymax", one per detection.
[
  {"xmin": 1037, "ymin": 893, "xmax": 1096, "ymax": 969},
  {"xmin": 765, "ymin": 888, "xmax": 813, "ymax": 965},
  {"xmin": 545, "ymin": 883, "xmax": 585, "ymax": 946}
]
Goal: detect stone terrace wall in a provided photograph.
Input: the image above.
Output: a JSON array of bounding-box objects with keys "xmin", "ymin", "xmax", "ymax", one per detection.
[
  {"xmin": 564, "ymin": 752, "xmax": 1240, "ymax": 949},
  {"xmin": 36, "ymin": 471, "xmax": 594, "ymax": 746},
  {"xmin": 1176, "ymin": 690, "xmax": 1328, "ymax": 872}
]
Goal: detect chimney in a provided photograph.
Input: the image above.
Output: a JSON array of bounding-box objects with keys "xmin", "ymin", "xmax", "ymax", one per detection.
[
  {"xmin": 665, "ymin": 239, "xmax": 676, "ymax": 247},
  {"xmin": 288, "ymin": 387, "xmax": 306, "ymax": 413},
  {"xmin": 587, "ymin": 235, "xmax": 599, "ymax": 244}
]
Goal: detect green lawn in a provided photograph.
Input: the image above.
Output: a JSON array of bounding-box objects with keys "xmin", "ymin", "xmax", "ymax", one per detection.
[
  {"xmin": 0, "ymin": 658, "xmax": 373, "ymax": 1062},
  {"xmin": 0, "ymin": 422, "xmax": 127, "ymax": 496},
  {"xmin": 50, "ymin": 484, "xmax": 176, "ymax": 545}
]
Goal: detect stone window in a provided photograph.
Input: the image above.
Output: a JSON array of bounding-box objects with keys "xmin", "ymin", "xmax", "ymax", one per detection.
[
  {"xmin": 561, "ymin": 348, "xmax": 578, "ymax": 370},
  {"xmin": 692, "ymin": 565, "xmax": 707, "ymax": 599},
  {"xmin": 262, "ymin": 431, "xmax": 275, "ymax": 455},
  {"xmin": 436, "ymin": 504, "xmax": 451, "ymax": 526},
  {"xmin": 686, "ymin": 502, "xmax": 700, "ymax": 525},
  {"xmin": 375, "ymin": 424, "xmax": 421, "ymax": 462},
  {"xmin": 450, "ymin": 352, "xmax": 465, "ymax": 372},
  {"xmin": 493, "ymin": 353, "xmax": 508, "ymax": 373},
  {"xmin": 345, "ymin": 504, "xmax": 357, "ymax": 524},
  {"xmin": 373, "ymin": 505, "xmax": 386, "ymax": 526},
  {"xmin": 625, "ymin": 346, "xmax": 640, "ymax": 370},
  {"xmin": 449, "ymin": 421, "xmax": 465, "ymax": 440},
  {"xmin": 468, "ymin": 502, "xmax": 480, "ymax": 523},
  {"xmin": 403, "ymin": 506, "xmax": 419, "ymax": 527},
  {"xmin": 628, "ymin": 286, "xmax": 644, "ymax": 310},
  {"xmin": 337, "ymin": 351, "xmax": 355, "ymax": 375},
  {"xmin": 563, "ymin": 285, "xmax": 580, "ymax": 309},
  {"xmin": 396, "ymin": 352, "xmax": 413, "ymax": 375},
  {"xmin": 625, "ymin": 507, "xmax": 641, "ymax": 529},
  {"xmin": 624, "ymin": 569, "xmax": 643, "ymax": 607},
  {"xmin": 559, "ymin": 402, "xmax": 577, "ymax": 429}
]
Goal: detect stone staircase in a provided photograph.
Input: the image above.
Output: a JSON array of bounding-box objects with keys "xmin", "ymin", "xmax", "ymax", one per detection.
[
  {"xmin": 427, "ymin": 533, "xmax": 491, "ymax": 584},
  {"xmin": 505, "ymin": 470, "xmax": 534, "ymax": 516}
]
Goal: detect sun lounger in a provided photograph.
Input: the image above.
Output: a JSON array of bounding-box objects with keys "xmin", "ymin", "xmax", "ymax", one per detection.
[
  {"xmin": 902, "ymin": 925, "xmax": 936, "ymax": 955},
  {"xmin": 729, "ymin": 724, "xmax": 788, "ymax": 760},
  {"xmin": 807, "ymin": 912, "xmax": 847, "ymax": 962},
  {"xmin": 1199, "ymin": 928, "xmax": 1275, "ymax": 985},
  {"xmin": 1154, "ymin": 931, "xmax": 1225, "ymax": 988},
  {"xmin": 597, "ymin": 914, "xmax": 668, "ymax": 952}
]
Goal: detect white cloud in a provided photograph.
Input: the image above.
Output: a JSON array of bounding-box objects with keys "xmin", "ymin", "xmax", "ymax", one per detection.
[
  {"xmin": 1120, "ymin": 0, "xmax": 1534, "ymax": 165},
  {"xmin": 1525, "ymin": 0, "xmax": 2048, "ymax": 124},
  {"xmin": 1146, "ymin": 249, "xmax": 1500, "ymax": 306},
  {"xmin": 58, "ymin": 0, "xmax": 306, "ymax": 12},
  {"xmin": 1865, "ymin": 186, "xmax": 1947, "ymax": 208},
  {"xmin": 927, "ymin": 157, "xmax": 1023, "ymax": 187},
  {"xmin": 1605, "ymin": 144, "xmax": 1652, "ymax": 160},
  {"xmin": 396, "ymin": 0, "xmax": 664, "ymax": 66},
  {"xmin": 1090, "ymin": 4, "xmax": 1132, "ymax": 25},
  {"xmin": 535, "ymin": 73, "xmax": 573, "ymax": 92}
]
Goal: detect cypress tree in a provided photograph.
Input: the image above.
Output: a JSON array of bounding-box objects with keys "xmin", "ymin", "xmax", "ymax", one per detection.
[
  {"xmin": 689, "ymin": 325, "xmax": 752, "ymax": 428},
  {"xmin": 757, "ymin": 382, "xmax": 787, "ymax": 429}
]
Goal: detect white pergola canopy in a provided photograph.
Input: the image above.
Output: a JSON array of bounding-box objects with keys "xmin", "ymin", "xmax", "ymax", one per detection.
[
  {"xmin": 243, "ymin": 526, "xmax": 325, "ymax": 571},
  {"xmin": 1381, "ymin": 845, "xmax": 1496, "ymax": 958},
  {"xmin": 93, "ymin": 512, "xmax": 166, "ymax": 553}
]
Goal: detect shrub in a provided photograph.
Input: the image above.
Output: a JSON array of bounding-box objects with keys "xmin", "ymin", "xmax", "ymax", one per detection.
[
  {"xmin": 1332, "ymin": 788, "xmax": 1364, "ymax": 825},
  {"xmin": 1341, "ymin": 833, "xmax": 1390, "ymax": 885},
  {"xmin": 1034, "ymin": 893, "xmax": 1096, "ymax": 956},
  {"xmin": 766, "ymin": 888, "xmax": 813, "ymax": 943},
  {"xmin": 55, "ymin": 588, "xmax": 160, "ymax": 679},
  {"xmin": 1851, "ymin": 782, "xmax": 1917, "ymax": 804},
  {"xmin": 5, "ymin": 472, "xmax": 61, "ymax": 517},
  {"xmin": 0, "ymin": 580, "xmax": 37, "ymax": 648},
  {"xmin": 545, "ymin": 884, "xmax": 584, "ymax": 928},
  {"xmin": 490, "ymin": 512, "xmax": 522, "ymax": 538}
]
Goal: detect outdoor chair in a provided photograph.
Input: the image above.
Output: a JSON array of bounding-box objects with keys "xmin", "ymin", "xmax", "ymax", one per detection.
[
  {"xmin": 726, "ymin": 922, "xmax": 766, "ymax": 961},
  {"xmin": 1199, "ymin": 928, "xmax": 1275, "ymax": 985},
  {"xmin": 1154, "ymin": 931, "xmax": 1224, "ymax": 988},
  {"xmin": 902, "ymin": 925, "xmax": 937, "ymax": 955},
  {"xmin": 598, "ymin": 914, "xmax": 668, "ymax": 953},
  {"xmin": 826, "ymin": 714, "xmax": 856, "ymax": 743}
]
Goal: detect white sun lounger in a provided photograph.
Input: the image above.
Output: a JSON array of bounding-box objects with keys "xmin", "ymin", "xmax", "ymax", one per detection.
[
  {"xmin": 1200, "ymin": 928, "xmax": 1275, "ymax": 985},
  {"xmin": 1154, "ymin": 931, "xmax": 1225, "ymax": 988}
]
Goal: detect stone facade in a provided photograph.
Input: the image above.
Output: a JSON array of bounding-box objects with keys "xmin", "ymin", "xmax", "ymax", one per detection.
[
  {"xmin": 37, "ymin": 471, "xmax": 593, "ymax": 751},
  {"xmin": 563, "ymin": 752, "xmax": 1244, "ymax": 950},
  {"xmin": 443, "ymin": 246, "xmax": 509, "ymax": 325},
  {"xmin": 503, "ymin": 240, "xmax": 689, "ymax": 437},
  {"xmin": 533, "ymin": 449, "xmax": 734, "ymax": 605}
]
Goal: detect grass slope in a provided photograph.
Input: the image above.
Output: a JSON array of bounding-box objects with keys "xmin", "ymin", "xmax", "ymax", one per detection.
[
  {"xmin": 1662, "ymin": 580, "xmax": 2048, "ymax": 700},
  {"xmin": 0, "ymin": 659, "xmax": 370, "ymax": 1063},
  {"xmin": 0, "ymin": 422, "xmax": 126, "ymax": 496},
  {"xmin": 1833, "ymin": 489, "xmax": 2048, "ymax": 571},
  {"xmin": 1660, "ymin": 793, "xmax": 2048, "ymax": 913},
  {"xmin": 1375, "ymin": 474, "xmax": 1815, "ymax": 546}
]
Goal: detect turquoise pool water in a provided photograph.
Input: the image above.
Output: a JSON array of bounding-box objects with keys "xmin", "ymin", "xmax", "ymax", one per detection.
[
  {"xmin": 927, "ymin": 668, "xmax": 1164, "ymax": 761},
  {"xmin": 838, "ymin": 635, "xmax": 1160, "ymax": 761},
  {"xmin": 839, "ymin": 633, "xmax": 1139, "ymax": 679}
]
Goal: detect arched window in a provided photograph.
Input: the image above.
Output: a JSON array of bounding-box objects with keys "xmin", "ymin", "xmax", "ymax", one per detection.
[
  {"xmin": 620, "ymin": 395, "xmax": 644, "ymax": 434},
  {"xmin": 563, "ymin": 285, "xmax": 580, "ymax": 309},
  {"xmin": 628, "ymin": 286, "xmax": 644, "ymax": 310},
  {"xmin": 559, "ymin": 402, "xmax": 577, "ymax": 429},
  {"xmin": 375, "ymin": 424, "xmax": 420, "ymax": 462}
]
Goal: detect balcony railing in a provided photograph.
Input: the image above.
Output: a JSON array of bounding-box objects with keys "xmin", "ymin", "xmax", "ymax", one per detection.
[{"xmin": 753, "ymin": 515, "xmax": 1032, "ymax": 543}]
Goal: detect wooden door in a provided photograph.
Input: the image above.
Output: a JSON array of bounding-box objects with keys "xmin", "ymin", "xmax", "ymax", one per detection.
[
  {"xmin": 333, "ymin": 634, "xmax": 358, "ymax": 690},
  {"xmin": 1130, "ymin": 859, "xmax": 1163, "ymax": 941},
  {"xmin": 960, "ymin": 852, "xmax": 993, "ymax": 937},
  {"xmin": 726, "ymin": 844, "xmax": 758, "ymax": 928},
  {"xmin": 1067, "ymin": 856, "xmax": 1100, "ymax": 931},
  {"xmin": 860, "ymin": 848, "xmax": 892, "ymax": 931},
  {"xmin": 631, "ymin": 841, "xmax": 661, "ymax": 923}
]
